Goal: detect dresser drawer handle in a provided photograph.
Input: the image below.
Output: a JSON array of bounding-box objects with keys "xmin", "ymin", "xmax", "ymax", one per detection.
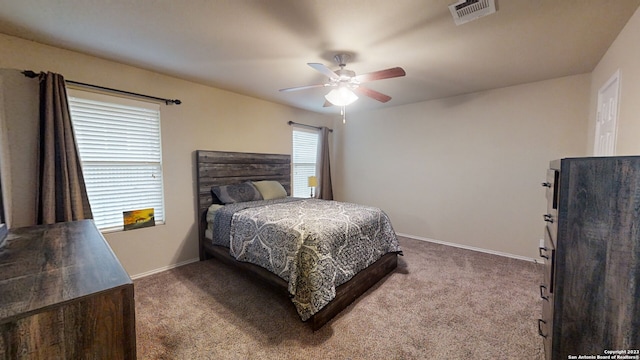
[
  {"xmin": 537, "ymin": 319, "xmax": 548, "ymax": 338},
  {"xmin": 543, "ymin": 214, "xmax": 554, "ymax": 223},
  {"xmin": 539, "ymin": 285, "xmax": 549, "ymax": 301},
  {"xmin": 539, "ymin": 246, "xmax": 549, "ymax": 259},
  {"xmin": 538, "ymin": 239, "xmax": 549, "ymax": 259}
]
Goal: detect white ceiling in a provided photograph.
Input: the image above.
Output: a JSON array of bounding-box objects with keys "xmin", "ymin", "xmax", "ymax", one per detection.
[{"xmin": 0, "ymin": 0, "xmax": 638, "ymax": 114}]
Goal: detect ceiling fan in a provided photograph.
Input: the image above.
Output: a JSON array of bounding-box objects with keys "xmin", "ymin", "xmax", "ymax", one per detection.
[{"xmin": 279, "ymin": 54, "xmax": 406, "ymax": 107}]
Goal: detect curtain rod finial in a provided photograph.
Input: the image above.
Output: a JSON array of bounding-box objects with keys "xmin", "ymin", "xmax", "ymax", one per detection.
[{"xmin": 22, "ymin": 70, "xmax": 39, "ymax": 78}]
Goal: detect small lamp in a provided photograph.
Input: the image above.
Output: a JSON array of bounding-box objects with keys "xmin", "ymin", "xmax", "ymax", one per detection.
[{"xmin": 308, "ymin": 176, "xmax": 318, "ymax": 198}]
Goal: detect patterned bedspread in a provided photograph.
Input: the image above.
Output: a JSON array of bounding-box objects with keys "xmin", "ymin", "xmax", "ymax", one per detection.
[{"xmin": 210, "ymin": 198, "xmax": 401, "ymax": 321}]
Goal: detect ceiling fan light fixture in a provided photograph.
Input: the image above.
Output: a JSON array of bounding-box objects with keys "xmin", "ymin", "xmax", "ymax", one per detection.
[{"xmin": 325, "ymin": 87, "xmax": 358, "ymax": 106}]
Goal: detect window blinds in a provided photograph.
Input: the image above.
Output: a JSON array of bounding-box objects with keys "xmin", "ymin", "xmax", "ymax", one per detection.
[
  {"xmin": 292, "ymin": 128, "xmax": 319, "ymax": 197},
  {"xmin": 68, "ymin": 90, "xmax": 164, "ymax": 231}
]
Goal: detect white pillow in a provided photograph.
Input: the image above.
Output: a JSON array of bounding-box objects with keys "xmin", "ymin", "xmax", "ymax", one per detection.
[
  {"xmin": 252, "ymin": 181, "xmax": 287, "ymax": 200},
  {"xmin": 206, "ymin": 204, "xmax": 225, "ymax": 223}
]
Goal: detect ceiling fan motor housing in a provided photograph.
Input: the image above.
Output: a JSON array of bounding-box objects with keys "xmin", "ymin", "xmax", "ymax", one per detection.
[
  {"xmin": 335, "ymin": 68, "xmax": 356, "ymax": 82},
  {"xmin": 334, "ymin": 54, "xmax": 351, "ymax": 67}
]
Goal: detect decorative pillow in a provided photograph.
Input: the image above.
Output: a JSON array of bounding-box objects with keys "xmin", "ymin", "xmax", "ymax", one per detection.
[
  {"xmin": 252, "ymin": 180, "xmax": 288, "ymax": 200},
  {"xmin": 211, "ymin": 182, "xmax": 262, "ymax": 204}
]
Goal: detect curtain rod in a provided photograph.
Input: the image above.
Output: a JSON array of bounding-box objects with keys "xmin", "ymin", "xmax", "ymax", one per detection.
[
  {"xmin": 287, "ymin": 121, "xmax": 333, "ymax": 132},
  {"xmin": 22, "ymin": 70, "xmax": 181, "ymax": 105}
]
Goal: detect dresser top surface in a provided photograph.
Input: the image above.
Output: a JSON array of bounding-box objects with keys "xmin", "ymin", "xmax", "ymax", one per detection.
[{"xmin": 0, "ymin": 220, "xmax": 132, "ymax": 321}]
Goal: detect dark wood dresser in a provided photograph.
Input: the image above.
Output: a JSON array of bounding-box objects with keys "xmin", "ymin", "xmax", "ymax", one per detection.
[
  {"xmin": 538, "ymin": 157, "xmax": 640, "ymax": 360},
  {"xmin": 0, "ymin": 220, "xmax": 136, "ymax": 359}
]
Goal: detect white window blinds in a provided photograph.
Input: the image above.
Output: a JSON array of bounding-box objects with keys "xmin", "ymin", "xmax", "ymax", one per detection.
[
  {"xmin": 292, "ymin": 128, "xmax": 319, "ymax": 197},
  {"xmin": 68, "ymin": 89, "xmax": 165, "ymax": 231}
]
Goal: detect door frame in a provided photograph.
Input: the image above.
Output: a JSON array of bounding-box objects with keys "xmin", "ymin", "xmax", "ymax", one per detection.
[{"xmin": 593, "ymin": 69, "xmax": 621, "ymax": 156}]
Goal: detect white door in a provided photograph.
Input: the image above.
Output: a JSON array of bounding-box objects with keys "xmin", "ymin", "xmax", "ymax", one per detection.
[{"xmin": 594, "ymin": 70, "xmax": 620, "ymax": 156}]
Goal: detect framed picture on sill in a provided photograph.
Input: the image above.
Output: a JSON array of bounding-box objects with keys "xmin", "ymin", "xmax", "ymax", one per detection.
[{"xmin": 123, "ymin": 208, "xmax": 155, "ymax": 231}]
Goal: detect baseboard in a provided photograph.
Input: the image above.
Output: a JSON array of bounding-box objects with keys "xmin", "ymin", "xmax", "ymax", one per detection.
[
  {"xmin": 130, "ymin": 257, "xmax": 200, "ymax": 280},
  {"xmin": 396, "ymin": 232, "xmax": 541, "ymax": 264}
]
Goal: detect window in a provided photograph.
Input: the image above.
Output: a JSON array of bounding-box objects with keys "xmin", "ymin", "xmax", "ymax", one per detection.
[
  {"xmin": 292, "ymin": 128, "xmax": 319, "ymax": 197},
  {"xmin": 68, "ymin": 89, "xmax": 165, "ymax": 231}
]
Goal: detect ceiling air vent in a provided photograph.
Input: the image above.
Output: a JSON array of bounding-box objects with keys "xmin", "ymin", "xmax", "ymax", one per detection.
[{"xmin": 449, "ymin": 0, "xmax": 496, "ymax": 25}]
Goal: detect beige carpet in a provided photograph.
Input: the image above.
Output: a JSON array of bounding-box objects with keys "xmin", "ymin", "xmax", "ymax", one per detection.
[{"xmin": 134, "ymin": 237, "xmax": 545, "ymax": 359}]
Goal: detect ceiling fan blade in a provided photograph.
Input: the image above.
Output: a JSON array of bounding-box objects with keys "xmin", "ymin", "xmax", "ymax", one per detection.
[
  {"xmin": 279, "ymin": 84, "xmax": 326, "ymax": 92},
  {"xmin": 308, "ymin": 63, "xmax": 339, "ymax": 80},
  {"xmin": 354, "ymin": 67, "xmax": 406, "ymax": 83},
  {"xmin": 354, "ymin": 86, "xmax": 392, "ymax": 103}
]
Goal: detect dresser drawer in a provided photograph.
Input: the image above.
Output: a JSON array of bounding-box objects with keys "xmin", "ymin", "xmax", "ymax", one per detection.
[
  {"xmin": 541, "ymin": 225, "xmax": 556, "ymax": 293},
  {"xmin": 544, "ymin": 169, "xmax": 559, "ymax": 214},
  {"xmin": 539, "ymin": 293, "xmax": 554, "ymax": 360},
  {"xmin": 539, "ymin": 223, "xmax": 556, "ymax": 360},
  {"xmin": 543, "ymin": 213, "xmax": 557, "ymax": 248}
]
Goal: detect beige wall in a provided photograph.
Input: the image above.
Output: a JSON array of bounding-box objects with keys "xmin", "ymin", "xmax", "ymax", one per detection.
[
  {"xmin": 588, "ymin": 7, "xmax": 640, "ymax": 155},
  {"xmin": 0, "ymin": 33, "xmax": 329, "ymax": 277},
  {"xmin": 333, "ymin": 75, "xmax": 590, "ymax": 259}
]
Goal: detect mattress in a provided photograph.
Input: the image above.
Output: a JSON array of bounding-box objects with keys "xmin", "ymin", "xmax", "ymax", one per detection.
[{"xmin": 207, "ymin": 197, "xmax": 401, "ymax": 320}]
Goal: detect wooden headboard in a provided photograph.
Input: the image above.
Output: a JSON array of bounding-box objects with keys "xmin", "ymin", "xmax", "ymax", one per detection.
[{"xmin": 195, "ymin": 150, "xmax": 291, "ymax": 258}]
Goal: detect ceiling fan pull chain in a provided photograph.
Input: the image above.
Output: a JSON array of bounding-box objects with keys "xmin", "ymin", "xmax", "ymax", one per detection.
[{"xmin": 342, "ymin": 106, "xmax": 346, "ymax": 124}]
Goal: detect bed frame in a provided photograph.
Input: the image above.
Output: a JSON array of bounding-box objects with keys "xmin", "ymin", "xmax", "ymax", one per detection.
[{"xmin": 196, "ymin": 150, "xmax": 398, "ymax": 330}]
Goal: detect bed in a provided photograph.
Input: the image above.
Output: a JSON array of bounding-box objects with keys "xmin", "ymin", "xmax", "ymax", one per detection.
[{"xmin": 196, "ymin": 150, "xmax": 401, "ymax": 330}]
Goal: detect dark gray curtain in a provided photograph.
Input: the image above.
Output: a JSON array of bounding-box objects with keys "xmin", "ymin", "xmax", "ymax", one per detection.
[
  {"xmin": 316, "ymin": 126, "xmax": 333, "ymax": 200},
  {"xmin": 36, "ymin": 72, "xmax": 93, "ymax": 224}
]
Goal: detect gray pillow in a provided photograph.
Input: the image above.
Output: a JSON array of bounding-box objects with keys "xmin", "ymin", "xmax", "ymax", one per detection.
[{"xmin": 211, "ymin": 182, "xmax": 263, "ymax": 204}]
